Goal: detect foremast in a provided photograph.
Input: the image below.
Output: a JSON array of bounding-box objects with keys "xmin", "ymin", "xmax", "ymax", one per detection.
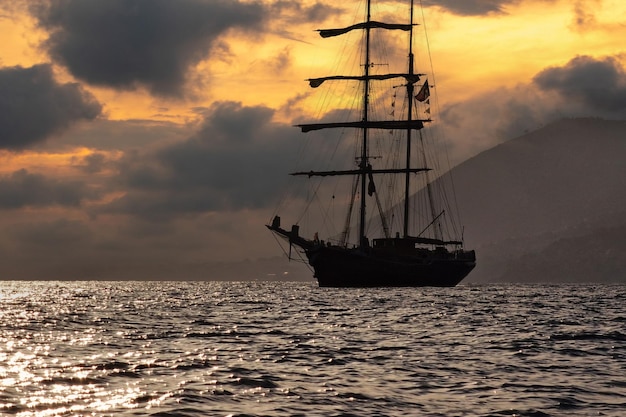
[
  {"xmin": 294, "ymin": 0, "xmax": 430, "ymax": 249},
  {"xmin": 360, "ymin": 0, "xmax": 372, "ymax": 248}
]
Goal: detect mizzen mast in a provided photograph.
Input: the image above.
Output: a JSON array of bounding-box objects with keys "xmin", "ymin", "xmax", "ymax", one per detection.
[{"xmin": 403, "ymin": 0, "xmax": 416, "ymax": 238}]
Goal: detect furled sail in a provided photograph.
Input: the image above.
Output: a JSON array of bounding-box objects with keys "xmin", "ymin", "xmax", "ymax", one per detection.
[
  {"xmin": 318, "ymin": 21, "xmax": 413, "ymax": 38},
  {"xmin": 297, "ymin": 119, "xmax": 427, "ymax": 133},
  {"xmin": 290, "ymin": 167, "xmax": 431, "ymax": 177},
  {"xmin": 309, "ymin": 73, "xmax": 422, "ymax": 88}
]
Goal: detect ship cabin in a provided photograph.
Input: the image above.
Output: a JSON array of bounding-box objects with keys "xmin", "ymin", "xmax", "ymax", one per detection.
[{"xmin": 373, "ymin": 237, "xmax": 440, "ymax": 255}]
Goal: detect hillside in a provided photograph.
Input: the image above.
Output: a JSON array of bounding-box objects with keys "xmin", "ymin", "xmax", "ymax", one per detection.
[{"xmin": 444, "ymin": 118, "xmax": 626, "ymax": 282}]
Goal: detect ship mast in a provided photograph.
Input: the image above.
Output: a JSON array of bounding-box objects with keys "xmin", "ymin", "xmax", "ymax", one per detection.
[
  {"xmin": 359, "ymin": 0, "xmax": 373, "ymax": 248},
  {"xmin": 403, "ymin": 0, "xmax": 415, "ymax": 237}
]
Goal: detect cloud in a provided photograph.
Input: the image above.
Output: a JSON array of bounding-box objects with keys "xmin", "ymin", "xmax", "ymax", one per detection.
[
  {"xmin": 6, "ymin": 218, "xmax": 92, "ymax": 248},
  {"xmin": 102, "ymin": 101, "xmax": 303, "ymax": 219},
  {"xmin": 73, "ymin": 152, "xmax": 108, "ymax": 174},
  {"xmin": 0, "ymin": 169, "xmax": 100, "ymax": 209},
  {"xmin": 31, "ymin": 0, "xmax": 268, "ymax": 97},
  {"xmin": 438, "ymin": 54, "xmax": 626, "ymax": 164},
  {"xmin": 438, "ymin": 85, "xmax": 552, "ymax": 162},
  {"xmin": 534, "ymin": 55, "xmax": 626, "ymax": 113},
  {"xmin": 6, "ymin": 55, "xmax": 620, "ymax": 221},
  {"xmin": 271, "ymin": 1, "xmax": 342, "ymax": 23},
  {"xmin": 40, "ymin": 118, "xmax": 189, "ymax": 152},
  {"xmin": 569, "ymin": 0, "xmax": 599, "ymax": 32},
  {"xmin": 0, "ymin": 0, "xmax": 29, "ymax": 15},
  {"xmin": 0, "ymin": 64, "xmax": 101, "ymax": 150},
  {"xmin": 263, "ymin": 47, "xmax": 293, "ymax": 76},
  {"xmin": 421, "ymin": 0, "xmax": 522, "ymax": 15}
]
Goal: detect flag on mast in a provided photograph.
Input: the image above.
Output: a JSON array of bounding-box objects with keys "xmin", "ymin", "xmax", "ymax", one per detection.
[{"xmin": 415, "ymin": 81, "xmax": 430, "ymax": 102}]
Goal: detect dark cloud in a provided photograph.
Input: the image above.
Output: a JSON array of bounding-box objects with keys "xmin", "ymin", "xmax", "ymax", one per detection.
[
  {"xmin": 421, "ymin": 0, "xmax": 520, "ymax": 15},
  {"xmin": 271, "ymin": 1, "xmax": 342, "ymax": 23},
  {"xmin": 32, "ymin": 0, "xmax": 268, "ymax": 97},
  {"xmin": 420, "ymin": 0, "xmax": 606, "ymax": 21},
  {"xmin": 103, "ymin": 101, "xmax": 303, "ymax": 219},
  {"xmin": 0, "ymin": 169, "xmax": 100, "ymax": 209},
  {"xmin": 73, "ymin": 152, "xmax": 108, "ymax": 174},
  {"xmin": 40, "ymin": 118, "xmax": 189, "ymax": 152},
  {"xmin": 534, "ymin": 55, "xmax": 626, "ymax": 113},
  {"xmin": 0, "ymin": 64, "xmax": 101, "ymax": 150}
]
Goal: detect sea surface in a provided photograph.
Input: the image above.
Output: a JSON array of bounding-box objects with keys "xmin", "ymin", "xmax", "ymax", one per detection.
[{"xmin": 0, "ymin": 281, "xmax": 625, "ymax": 417}]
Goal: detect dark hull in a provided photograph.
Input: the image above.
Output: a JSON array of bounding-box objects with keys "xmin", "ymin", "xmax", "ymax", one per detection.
[{"xmin": 305, "ymin": 246, "xmax": 475, "ymax": 287}]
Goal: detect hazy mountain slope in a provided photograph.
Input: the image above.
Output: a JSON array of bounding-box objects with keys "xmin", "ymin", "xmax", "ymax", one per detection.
[
  {"xmin": 443, "ymin": 118, "xmax": 626, "ymax": 282},
  {"xmin": 493, "ymin": 225, "xmax": 626, "ymax": 283}
]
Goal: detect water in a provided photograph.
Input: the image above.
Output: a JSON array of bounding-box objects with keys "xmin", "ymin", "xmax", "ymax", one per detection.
[{"xmin": 1, "ymin": 282, "xmax": 625, "ymax": 417}]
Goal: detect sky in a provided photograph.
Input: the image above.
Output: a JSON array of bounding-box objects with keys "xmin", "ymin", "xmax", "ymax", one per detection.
[{"xmin": 1, "ymin": 0, "xmax": 626, "ymax": 279}]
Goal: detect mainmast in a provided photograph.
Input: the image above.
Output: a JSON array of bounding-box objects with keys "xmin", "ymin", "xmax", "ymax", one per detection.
[{"xmin": 359, "ymin": 0, "xmax": 373, "ymax": 248}]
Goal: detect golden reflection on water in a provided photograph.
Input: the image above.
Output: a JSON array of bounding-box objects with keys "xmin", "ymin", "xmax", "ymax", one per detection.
[
  {"xmin": 0, "ymin": 319, "xmax": 158, "ymax": 416},
  {"xmin": 16, "ymin": 387, "xmax": 145, "ymax": 416},
  {"xmin": 13, "ymin": 378, "xmax": 149, "ymax": 416}
]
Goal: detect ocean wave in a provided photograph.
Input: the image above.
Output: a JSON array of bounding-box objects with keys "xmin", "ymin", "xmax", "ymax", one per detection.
[{"xmin": 0, "ymin": 282, "xmax": 624, "ymax": 417}]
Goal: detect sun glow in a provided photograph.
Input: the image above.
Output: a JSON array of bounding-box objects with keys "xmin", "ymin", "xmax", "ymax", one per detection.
[
  {"xmin": 0, "ymin": 149, "xmax": 121, "ymax": 176},
  {"xmin": 0, "ymin": 13, "xmax": 47, "ymax": 68},
  {"xmin": 425, "ymin": 1, "xmax": 626, "ymax": 102}
]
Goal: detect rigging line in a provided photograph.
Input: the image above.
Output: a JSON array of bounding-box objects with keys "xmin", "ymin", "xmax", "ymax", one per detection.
[
  {"xmin": 314, "ymin": 192, "xmax": 332, "ymax": 236},
  {"xmin": 304, "ymin": 173, "xmax": 341, "ymax": 236},
  {"xmin": 269, "ymin": 230, "xmax": 312, "ymax": 270},
  {"xmin": 437, "ymin": 173, "xmax": 460, "ymax": 237},
  {"xmin": 418, "ymin": 129, "xmax": 443, "ymax": 240},
  {"xmin": 340, "ymin": 174, "xmax": 360, "ymax": 247},
  {"xmin": 296, "ymin": 175, "xmax": 323, "ymax": 225},
  {"xmin": 301, "ymin": 8, "xmax": 362, "ymax": 234},
  {"xmin": 386, "ymin": 130, "xmax": 403, "ymax": 221},
  {"xmin": 326, "ymin": 150, "xmax": 346, "ymax": 234},
  {"xmin": 270, "ymin": 177, "xmax": 293, "ymax": 221},
  {"xmin": 372, "ymin": 184, "xmax": 391, "ymax": 238},
  {"xmin": 419, "ymin": 0, "xmax": 463, "ymax": 233},
  {"xmin": 417, "ymin": 210, "xmax": 445, "ymax": 238},
  {"xmin": 296, "ymin": 92, "xmax": 358, "ymax": 227},
  {"xmin": 312, "ymin": 178, "xmax": 343, "ymax": 240}
]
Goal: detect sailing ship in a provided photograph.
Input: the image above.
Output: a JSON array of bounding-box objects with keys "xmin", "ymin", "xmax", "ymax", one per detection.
[{"xmin": 267, "ymin": 0, "xmax": 476, "ymax": 287}]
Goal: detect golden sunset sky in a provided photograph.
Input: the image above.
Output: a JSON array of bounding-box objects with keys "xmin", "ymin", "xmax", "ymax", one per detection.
[{"xmin": 1, "ymin": 0, "xmax": 625, "ymax": 278}]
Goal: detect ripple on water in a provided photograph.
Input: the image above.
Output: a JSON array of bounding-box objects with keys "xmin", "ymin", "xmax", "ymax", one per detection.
[{"xmin": 0, "ymin": 282, "xmax": 625, "ymax": 416}]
